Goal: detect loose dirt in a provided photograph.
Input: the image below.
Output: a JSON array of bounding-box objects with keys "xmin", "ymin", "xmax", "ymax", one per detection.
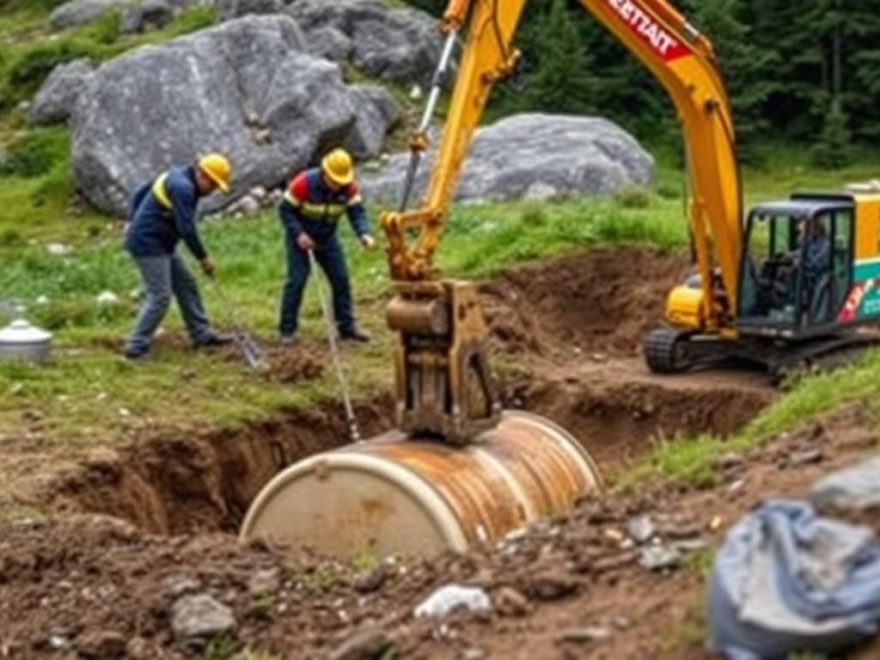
[{"xmin": 7, "ymin": 246, "xmax": 871, "ymax": 659}]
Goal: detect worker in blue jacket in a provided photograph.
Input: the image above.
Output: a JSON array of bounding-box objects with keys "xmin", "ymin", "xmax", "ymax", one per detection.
[
  {"xmin": 278, "ymin": 148, "xmax": 375, "ymax": 345},
  {"xmin": 123, "ymin": 154, "xmax": 233, "ymax": 360}
]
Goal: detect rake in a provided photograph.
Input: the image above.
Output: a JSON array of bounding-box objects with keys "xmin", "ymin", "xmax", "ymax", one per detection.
[{"xmin": 208, "ymin": 277, "xmax": 266, "ymax": 372}]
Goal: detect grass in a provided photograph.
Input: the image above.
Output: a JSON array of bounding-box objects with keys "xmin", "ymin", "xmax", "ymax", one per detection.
[
  {"xmin": 620, "ymin": 351, "xmax": 880, "ymax": 489},
  {"xmin": 0, "ymin": 147, "xmax": 878, "ymax": 456},
  {"xmin": 0, "ymin": 189, "xmax": 690, "ymax": 447}
]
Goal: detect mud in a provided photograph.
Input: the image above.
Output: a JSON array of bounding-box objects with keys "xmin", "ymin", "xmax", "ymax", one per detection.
[
  {"xmin": 482, "ymin": 247, "xmax": 688, "ymax": 359},
  {"xmin": 2, "ymin": 406, "xmax": 877, "ymax": 660},
  {"xmin": 504, "ymin": 365, "xmax": 771, "ymax": 471},
  {"xmin": 51, "ymin": 396, "xmax": 393, "ymax": 535}
]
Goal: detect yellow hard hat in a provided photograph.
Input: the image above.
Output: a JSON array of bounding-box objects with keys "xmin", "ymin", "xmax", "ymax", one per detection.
[
  {"xmin": 197, "ymin": 153, "xmax": 232, "ymax": 192},
  {"xmin": 321, "ymin": 148, "xmax": 354, "ymax": 186}
]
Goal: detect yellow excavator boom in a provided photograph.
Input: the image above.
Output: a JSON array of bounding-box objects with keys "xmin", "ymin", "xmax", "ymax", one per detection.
[{"xmin": 382, "ymin": 0, "xmax": 743, "ymax": 330}]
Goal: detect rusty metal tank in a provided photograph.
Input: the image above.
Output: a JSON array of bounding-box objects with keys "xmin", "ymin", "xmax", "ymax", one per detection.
[{"xmin": 240, "ymin": 411, "xmax": 602, "ymax": 558}]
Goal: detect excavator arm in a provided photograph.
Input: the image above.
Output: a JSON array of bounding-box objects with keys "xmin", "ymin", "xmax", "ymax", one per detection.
[{"xmin": 380, "ymin": 0, "xmax": 744, "ymax": 443}]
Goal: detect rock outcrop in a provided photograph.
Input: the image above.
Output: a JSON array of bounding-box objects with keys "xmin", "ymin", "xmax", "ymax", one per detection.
[
  {"xmin": 49, "ymin": 0, "xmax": 208, "ymax": 32},
  {"xmin": 30, "ymin": 59, "xmax": 95, "ymax": 126},
  {"xmin": 70, "ymin": 15, "xmax": 400, "ymax": 215},
  {"xmin": 359, "ymin": 114, "xmax": 655, "ymax": 206},
  {"xmin": 287, "ymin": 0, "xmax": 442, "ymax": 85}
]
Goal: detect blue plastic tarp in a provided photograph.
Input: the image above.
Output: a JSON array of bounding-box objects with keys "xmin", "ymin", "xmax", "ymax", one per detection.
[{"xmin": 707, "ymin": 499, "xmax": 880, "ymax": 659}]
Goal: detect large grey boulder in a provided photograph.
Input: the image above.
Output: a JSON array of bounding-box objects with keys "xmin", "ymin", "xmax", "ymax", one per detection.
[
  {"xmin": 30, "ymin": 59, "xmax": 95, "ymax": 126},
  {"xmin": 50, "ymin": 0, "xmax": 131, "ymax": 31},
  {"xmin": 306, "ymin": 26, "xmax": 352, "ymax": 63},
  {"xmin": 119, "ymin": 0, "xmax": 175, "ymax": 34},
  {"xmin": 216, "ymin": 0, "xmax": 285, "ymax": 22},
  {"xmin": 359, "ymin": 114, "xmax": 655, "ymax": 206},
  {"xmin": 344, "ymin": 84, "xmax": 403, "ymax": 159},
  {"xmin": 71, "ymin": 15, "xmax": 399, "ymax": 216},
  {"xmin": 49, "ymin": 0, "xmax": 207, "ymax": 31},
  {"xmin": 288, "ymin": 0, "xmax": 442, "ymax": 85}
]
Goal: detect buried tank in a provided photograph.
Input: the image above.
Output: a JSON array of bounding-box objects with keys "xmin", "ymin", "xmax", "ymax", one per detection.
[{"xmin": 240, "ymin": 410, "xmax": 602, "ymax": 558}]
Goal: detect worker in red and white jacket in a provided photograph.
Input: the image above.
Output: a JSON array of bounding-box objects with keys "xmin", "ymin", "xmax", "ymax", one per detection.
[{"xmin": 277, "ymin": 148, "xmax": 376, "ymax": 345}]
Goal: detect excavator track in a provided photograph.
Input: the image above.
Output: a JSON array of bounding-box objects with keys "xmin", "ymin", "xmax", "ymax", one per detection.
[{"xmin": 644, "ymin": 327, "xmax": 692, "ymax": 374}]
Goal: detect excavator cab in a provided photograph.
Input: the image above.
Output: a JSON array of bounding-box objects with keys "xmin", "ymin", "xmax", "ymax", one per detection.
[{"xmin": 737, "ymin": 197, "xmax": 853, "ymax": 336}]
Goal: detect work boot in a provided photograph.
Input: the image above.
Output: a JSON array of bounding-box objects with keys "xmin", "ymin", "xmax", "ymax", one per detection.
[
  {"xmin": 340, "ymin": 327, "xmax": 370, "ymax": 343},
  {"xmin": 123, "ymin": 347, "xmax": 151, "ymax": 362},
  {"xmin": 194, "ymin": 332, "xmax": 234, "ymax": 348},
  {"xmin": 279, "ymin": 334, "xmax": 296, "ymax": 347}
]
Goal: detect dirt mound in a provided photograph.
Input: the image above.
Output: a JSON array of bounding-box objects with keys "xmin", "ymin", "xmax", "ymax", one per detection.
[
  {"xmin": 3, "ymin": 407, "xmax": 878, "ymax": 660},
  {"xmin": 481, "ymin": 248, "xmax": 688, "ymax": 359},
  {"xmin": 505, "ymin": 366, "xmax": 772, "ymax": 472}
]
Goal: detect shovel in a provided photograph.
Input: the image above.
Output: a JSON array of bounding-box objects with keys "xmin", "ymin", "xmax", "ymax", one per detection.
[{"xmin": 207, "ymin": 276, "xmax": 266, "ymax": 372}]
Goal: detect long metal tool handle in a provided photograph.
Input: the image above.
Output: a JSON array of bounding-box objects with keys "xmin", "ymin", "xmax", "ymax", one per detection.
[
  {"xmin": 398, "ymin": 30, "xmax": 458, "ymax": 212},
  {"xmin": 207, "ymin": 276, "xmax": 266, "ymax": 372},
  {"xmin": 309, "ymin": 250, "xmax": 361, "ymax": 443}
]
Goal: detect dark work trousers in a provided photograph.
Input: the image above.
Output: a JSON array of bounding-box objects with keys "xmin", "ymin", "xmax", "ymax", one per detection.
[{"xmin": 279, "ymin": 229, "xmax": 355, "ymax": 337}]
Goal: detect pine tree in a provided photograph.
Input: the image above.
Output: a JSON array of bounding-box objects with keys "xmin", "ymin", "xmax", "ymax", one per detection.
[
  {"xmin": 516, "ymin": 0, "xmax": 598, "ymax": 115},
  {"xmin": 812, "ymin": 99, "xmax": 853, "ymax": 168}
]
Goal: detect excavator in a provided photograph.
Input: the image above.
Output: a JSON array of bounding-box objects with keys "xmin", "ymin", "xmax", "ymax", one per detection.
[{"xmin": 240, "ymin": 0, "xmax": 880, "ymax": 558}]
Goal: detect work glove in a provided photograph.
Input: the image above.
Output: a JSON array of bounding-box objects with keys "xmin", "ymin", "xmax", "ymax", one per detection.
[
  {"xmin": 200, "ymin": 257, "xmax": 216, "ymax": 278},
  {"xmin": 360, "ymin": 234, "xmax": 376, "ymax": 250},
  {"xmin": 297, "ymin": 232, "xmax": 315, "ymax": 252}
]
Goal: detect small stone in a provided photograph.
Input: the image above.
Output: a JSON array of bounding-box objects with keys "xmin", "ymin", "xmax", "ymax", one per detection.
[
  {"xmin": 163, "ymin": 575, "xmax": 201, "ymax": 599},
  {"xmin": 235, "ymin": 195, "xmax": 261, "ymax": 215},
  {"xmin": 248, "ymin": 568, "xmax": 281, "ymax": 597},
  {"xmin": 591, "ymin": 552, "xmax": 638, "ymax": 573},
  {"xmin": 326, "ymin": 625, "xmax": 393, "ymax": 660},
  {"xmin": 811, "ymin": 456, "xmax": 880, "ymax": 512},
  {"xmin": 170, "ymin": 594, "xmax": 236, "ymax": 641},
  {"xmin": 494, "ymin": 586, "xmax": 529, "ymax": 617},
  {"xmin": 556, "ymin": 626, "xmax": 612, "ymax": 644},
  {"xmin": 126, "ymin": 636, "xmax": 156, "ymax": 660},
  {"xmin": 626, "ymin": 515, "xmax": 655, "ymax": 544},
  {"xmin": 603, "ymin": 528, "xmax": 624, "ymax": 543},
  {"xmin": 45, "ymin": 242, "xmax": 72, "ymax": 256},
  {"xmin": 354, "ymin": 564, "xmax": 387, "ymax": 594},
  {"xmin": 524, "ymin": 570, "xmax": 579, "ymax": 601},
  {"xmin": 462, "ymin": 649, "xmax": 486, "ymax": 660},
  {"xmin": 716, "ymin": 452, "xmax": 746, "ymax": 470},
  {"xmin": 76, "ymin": 629, "xmax": 126, "ymax": 658},
  {"xmin": 612, "ymin": 616, "xmax": 632, "ymax": 629},
  {"xmin": 414, "ymin": 584, "xmax": 491, "ymax": 618},
  {"xmin": 96, "ymin": 290, "xmax": 119, "ymax": 306},
  {"xmin": 671, "ymin": 539, "xmax": 708, "ymax": 554},
  {"xmin": 640, "ymin": 545, "xmax": 681, "ymax": 571},
  {"xmin": 784, "ymin": 447, "xmax": 824, "ymax": 468},
  {"xmin": 728, "ymin": 478, "xmax": 746, "ymax": 493}
]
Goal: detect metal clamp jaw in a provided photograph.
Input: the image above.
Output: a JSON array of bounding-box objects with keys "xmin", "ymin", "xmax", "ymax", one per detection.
[{"xmin": 386, "ymin": 280, "xmax": 501, "ymax": 446}]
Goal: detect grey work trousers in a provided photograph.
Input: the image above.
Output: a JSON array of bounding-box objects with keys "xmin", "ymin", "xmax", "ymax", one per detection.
[{"xmin": 125, "ymin": 252, "xmax": 212, "ymax": 353}]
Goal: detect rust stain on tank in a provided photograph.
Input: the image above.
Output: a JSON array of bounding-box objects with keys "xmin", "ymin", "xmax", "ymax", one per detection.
[{"xmin": 360, "ymin": 495, "xmax": 395, "ymax": 521}]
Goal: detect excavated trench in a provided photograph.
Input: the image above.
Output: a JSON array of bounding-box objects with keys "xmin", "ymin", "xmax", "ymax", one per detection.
[{"xmin": 50, "ymin": 248, "xmax": 774, "ymax": 536}]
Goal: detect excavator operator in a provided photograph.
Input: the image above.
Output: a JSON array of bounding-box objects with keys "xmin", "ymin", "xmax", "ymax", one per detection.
[{"xmin": 758, "ymin": 216, "xmax": 831, "ymax": 321}]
